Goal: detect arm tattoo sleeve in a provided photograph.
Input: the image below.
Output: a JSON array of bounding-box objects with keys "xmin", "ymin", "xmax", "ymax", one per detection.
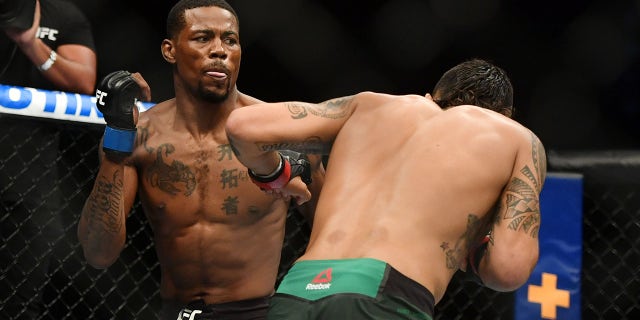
[
  {"xmin": 530, "ymin": 131, "xmax": 547, "ymax": 192},
  {"xmin": 502, "ymin": 134, "xmax": 545, "ymax": 238},
  {"xmin": 256, "ymin": 136, "xmax": 329, "ymax": 155},
  {"xmin": 85, "ymin": 170, "xmax": 124, "ymax": 239},
  {"xmin": 286, "ymin": 97, "xmax": 353, "ymax": 120}
]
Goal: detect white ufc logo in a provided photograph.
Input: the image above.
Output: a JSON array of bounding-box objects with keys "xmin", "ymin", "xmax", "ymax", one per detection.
[
  {"xmin": 36, "ymin": 27, "xmax": 58, "ymax": 41},
  {"xmin": 96, "ymin": 90, "xmax": 107, "ymax": 106},
  {"xmin": 177, "ymin": 308, "xmax": 202, "ymax": 320}
]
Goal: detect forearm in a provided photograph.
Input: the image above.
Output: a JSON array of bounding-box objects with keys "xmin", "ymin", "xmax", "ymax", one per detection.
[
  {"xmin": 226, "ymin": 109, "xmax": 283, "ymax": 174},
  {"xmin": 244, "ymin": 150, "xmax": 282, "ymax": 176},
  {"xmin": 226, "ymin": 98, "xmax": 349, "ymax": 171},
  {"xmin": 77, "ymin": 160, "xmax": 129, "ymax": 269},
  {"xmin": 19, "ymin": 39, "xmax": 96, "ymax": 94}
]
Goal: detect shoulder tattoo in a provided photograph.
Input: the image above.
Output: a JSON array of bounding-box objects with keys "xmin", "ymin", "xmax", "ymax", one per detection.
[
  {"xmin": 501, "ymin": 133, "xmax": 546, "ymax": 238},
  {"xmin": 530, "ymin": 132, "xmax": 547, "ymax": 190}
]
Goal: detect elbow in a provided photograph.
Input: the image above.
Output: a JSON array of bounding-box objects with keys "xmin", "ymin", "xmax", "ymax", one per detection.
[
  {"xmin": 61, "ymin": 82, "xmax": 94, "ymax": 96},
  {"xmin": 64, "ymin": 74, "xmax": 96, "ymax": 95},
  {"xmin": 224, "ymin": 111, "xmax": 242, "ymax": 143},
  {"xmin": 483, "ymin": 250, "xmax": 539, "ymax": 292},
  {"xmin": 75, "ymin": 77, "xmax": 96, "ymax": 95},
  {"xmin": 77, "ymin": 231, "xmax": 120, "ymax": 269},
  {"xmin": 484, "ymin": 269, "xmax": 534, "ymax": 292},
  {"xmin": 225, "ymin": 109, "xmax": 245, "ymax": 142},
  {"xmin": 82, "ymin": 249, "xmax": 118, "ymax": 270},
  {"xmin": 75, "ymin": 66, "xmax": 97, "ymax": 95},
  {"xmin": 225, "ymin": 109, "xmax": 254, "ymax": 147}
]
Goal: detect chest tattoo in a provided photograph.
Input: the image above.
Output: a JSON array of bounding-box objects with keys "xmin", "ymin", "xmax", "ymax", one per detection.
[
  {"xmin": 146, "ymin": 143, "xmax": 196, "ymax": 196},
  {"xmin": 217, "ymin": 144, "xmax": 234, "ymax": 161},
  {"xmin": 221, "ymin": 196, "xmax": 239, "ymax": 215}
]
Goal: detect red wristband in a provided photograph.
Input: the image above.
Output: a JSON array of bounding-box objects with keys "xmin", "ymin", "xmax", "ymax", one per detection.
[{"xmin": 249, "ymin": 156, "xmax": 292, "ymax": 190}]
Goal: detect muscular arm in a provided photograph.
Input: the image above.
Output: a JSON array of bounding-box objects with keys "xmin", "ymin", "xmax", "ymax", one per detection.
[
  {"xmin": 77, "ymin": 143, "xmax": 139, "ymax": 269},
  {"xmin": 477, "ymin": 130, "xmax": 547, "ymax": 291},
  {"xmin": 77, "ymin": 69, "xmax": 149, "ymax": 269},
  {"xmin": 225, "ymin": 95, "xmax": 356, "ymax": 174},
  {"xmin": 38, "ymin": 43, "xmax": 97, "ymax": 94},
  {"xmin": 4, "ymin": 2, "xmax": 97, "ymax": 94}
]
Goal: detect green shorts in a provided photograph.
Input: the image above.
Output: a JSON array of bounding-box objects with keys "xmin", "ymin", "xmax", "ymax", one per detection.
[{"xmin": 268, "ymin": 258, "xmax": 434, "ymax": 320}]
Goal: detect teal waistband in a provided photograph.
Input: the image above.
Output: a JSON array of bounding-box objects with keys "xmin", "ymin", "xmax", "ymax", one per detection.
[{"xmin": 276, "ymin": 258, "xmax": 387, "ymax": 301}]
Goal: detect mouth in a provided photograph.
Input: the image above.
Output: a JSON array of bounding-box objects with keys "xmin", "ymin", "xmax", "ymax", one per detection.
[
  {"xmin": 206, "ymin": 70, "xmax": 228, "ymax": 80},
  {"xmin": 205, "ymin": 65, "xmax": 229, "ymax": 81}
]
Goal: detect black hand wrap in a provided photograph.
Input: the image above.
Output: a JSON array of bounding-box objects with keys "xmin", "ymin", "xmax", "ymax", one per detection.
[
  {"xmin": 95, "ymin": 70, "xmax": 141, "ymax": 156},
  {"xmin": 279, "ymin": 150, "xmax": 312, "ymax": 185},
  {"xmin": 248, "ymin": 150, "xmax": 312, "ymax": 190}
]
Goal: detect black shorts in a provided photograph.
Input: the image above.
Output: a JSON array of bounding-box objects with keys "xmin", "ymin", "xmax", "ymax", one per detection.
[
  {"xmin": 160, "ymin": 296, "xmax": 270, "ymax": 320},
  {"xmin": 268, "ymin": 258, "xmax": 435, "ymax": 320}
]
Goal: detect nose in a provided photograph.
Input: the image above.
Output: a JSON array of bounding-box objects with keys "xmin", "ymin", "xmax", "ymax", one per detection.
[{"xmin": 209, "ymin": 39, "xmax": 227, "ymax": 59}]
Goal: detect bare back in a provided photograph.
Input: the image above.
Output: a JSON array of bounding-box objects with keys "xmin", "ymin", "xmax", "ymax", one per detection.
[
  {"xmin": 300, "ymin": 93, "xmax": 540, "ymax": 302},
  {"xmin": 130, "ymin": 95, "xmax": 287, "ymax": 304}
]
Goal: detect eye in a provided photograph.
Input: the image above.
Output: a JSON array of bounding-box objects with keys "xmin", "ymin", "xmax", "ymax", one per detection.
[
  {"xmin": 195, "ymin": 36, "xmax": 209, "ymax": 43},
  {"xmin": 224, "ymin": 37, "xmax": 238, "ymax": 46}
]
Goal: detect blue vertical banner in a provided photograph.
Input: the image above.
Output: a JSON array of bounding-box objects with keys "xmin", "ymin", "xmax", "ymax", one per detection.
[{"xmin": 515, "ymin": 173, "xmax": 583, "ymax": 320}]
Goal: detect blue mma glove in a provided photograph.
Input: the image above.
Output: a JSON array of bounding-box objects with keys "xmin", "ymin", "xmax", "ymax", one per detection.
[{"xmin": 95, "ymin": 70, "xmax": 141, "ymax": 157}]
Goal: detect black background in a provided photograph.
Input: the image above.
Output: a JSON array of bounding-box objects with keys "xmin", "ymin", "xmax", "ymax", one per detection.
[{"xmin": 72, "ymin": 0, "xmax": 639, "ymax": 151}]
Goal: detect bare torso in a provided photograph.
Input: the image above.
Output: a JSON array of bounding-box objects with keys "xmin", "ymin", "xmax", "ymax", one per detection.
[
  {"xmin": 131, "ymin": 95, "xmax": 287, "ymax": 304},
  {"xmin": 300, "ymin": 94, "xmax": 524, "ymax": 303}
]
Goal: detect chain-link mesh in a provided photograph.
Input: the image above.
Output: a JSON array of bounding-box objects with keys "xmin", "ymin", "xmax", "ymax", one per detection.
[
  {"xmin": 548, "ymin": 151, "xmax": 640, "ymax": 320},
  {"xmin": 2, "ymin": 121, "xmax": 639, "ymax": 319}
]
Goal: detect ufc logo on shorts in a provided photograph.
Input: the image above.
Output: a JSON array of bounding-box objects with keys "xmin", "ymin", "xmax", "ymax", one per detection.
[
  {"xmin": 96, "ymin": 90, "xmax": 107, "ymax": 106},
  {"xmin": 177, "ymin": 308, "xmax": 202, "ymax": 320},
  {"xmin": 37, "ymin": 27, "xmax": 58, "ymax": 41}
]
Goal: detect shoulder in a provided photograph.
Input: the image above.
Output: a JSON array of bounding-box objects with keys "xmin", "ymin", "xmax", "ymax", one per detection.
[
  {"xmin": 50, "ymin": 0, "xmax": 86, "ymax": 14},
  {"xmin": 43, "ymin": 0, "xmax": 89, "ymax": 22},
  {"xmin": 42, "ymin": 0, "xmax": 95, "ymax": 48},
  {"xmin": 352, "ymin": 91, "xmax": 431, "ymax": 110},
  {"xmin": 138, "ymin": 99, "xmax": 174, "ymax": 124},
  {"xmin": 445, "ymin": 105, "xmax": 524, "ymax": 128},
  {"xmin": 353, "ymin": 91, "xmax": 413, "ymax": 103},
  {"xmin": 444, "ymin": 105, "xmax": 537, "ymax": 147},
  {"xmin": 134, "ymin": 100, "xmax": 175, "ymax": 157},
  {"xmin": 237, "ymin": 92, "xmax": 265, "ymax": 106}
]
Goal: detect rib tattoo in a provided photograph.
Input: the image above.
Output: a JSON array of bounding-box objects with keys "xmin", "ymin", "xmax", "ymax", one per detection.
[{"xmin": 441, "ymin": 214, "xmax": 482, "ymax": 270}]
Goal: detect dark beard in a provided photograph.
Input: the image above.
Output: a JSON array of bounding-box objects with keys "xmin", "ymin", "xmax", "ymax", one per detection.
[{"xmin": 198, "ymin": 82, "xmax": 230, "ymax": 103}]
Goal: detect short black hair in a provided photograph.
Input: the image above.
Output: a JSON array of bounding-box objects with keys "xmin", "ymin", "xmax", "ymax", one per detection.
[
  {"xmin": 433, "ymin": 59, "xmax": 514, "ymax": 117},
  {"xmin": 166, "ymin": 0, "xmax": 239, "ymax": 39}
]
